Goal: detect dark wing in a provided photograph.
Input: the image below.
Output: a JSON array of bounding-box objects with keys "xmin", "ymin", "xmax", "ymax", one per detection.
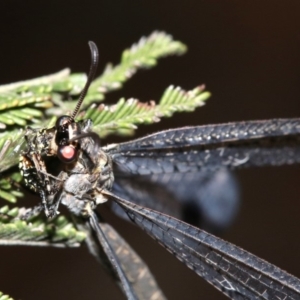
[
  {"xmin": 75, "ymin": 215, "xmax": 166, "ymax": 300},
  {"xmin": 148, "ymin": 169, "xmax": 240, "ymax": 232},
  {"xmin": 107, "ymin": 119, "xmax": 300, "ymax": 175},
  {"xmin": 111, "ymin": 165, "xmax": 182, "ymax": 221},
  {"xmin": 88, "ymin": 212, "xmax": 139, "ymax": 299},
  {"xmin": 104, "ymin": 190, "xmax": 300, "ymax": 300},
  {"xmin": 112, "ymin": 168, "xmax": 240, "ymax": 233}
]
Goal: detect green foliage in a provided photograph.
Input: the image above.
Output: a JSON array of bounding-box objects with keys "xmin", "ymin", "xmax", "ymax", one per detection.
[
  {"xmin": 0, "ymin": 129, "xmax": 26, "ymax": 173},
  {"xmin": 0, "ymin": 31, "xmax": 210, "ymax": 249},
  {"xmin": 87, "ymin": 31, "xmax": 187, "ymax": 103},
  {"xmin": 0, "ymin": 206, "xmax": 85, "ymax": 247},
  {"xmin": 0, "ymin": 69, "xmax": 70, "ymax": 128},
  {"xmin": 84, "ymin": 85, "xmax": 210, "ymax": 137},
  {"xmin": 0, "ymin": 172, "xmax": 23, "ymax": 203},
  {"xmin": 0, "ymin": 291, "xmax": 13, "ymax": 300},
  {"xmin": 0, "ymin": 31, "xmax": 187, "ymax": 131}
]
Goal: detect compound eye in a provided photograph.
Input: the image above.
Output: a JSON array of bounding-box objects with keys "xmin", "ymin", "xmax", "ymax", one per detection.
[
  {"xmin": 57, "ymin": 145, "xmax": 77, "ymax": 163},
  {"xmin": 56, "ymin": 115, "xmax": 72, "ymax": 129}
]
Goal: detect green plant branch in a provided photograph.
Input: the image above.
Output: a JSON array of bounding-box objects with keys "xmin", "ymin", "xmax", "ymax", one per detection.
[
  {"xmin": 0, "ymin": 31, "xmax": 209, "ymax": 249},
  {"xmin": 84, "ymin": 84, "xmax": 210, "ymax": 137},
  {"xmin": 88, "ymin": 31, "xmax": 187, "ymax": 101},
  {"xmin": 0, "ymin": 206, "xmax": 85, "ymax": 247},
  {"xmin": 0, "ymin": 291, "xmax": 14, "ymax": 300}
]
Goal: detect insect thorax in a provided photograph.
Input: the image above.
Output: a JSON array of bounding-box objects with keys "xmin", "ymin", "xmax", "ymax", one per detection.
[
  {"xmin": 19, "ymin": 118, "xmax": 115, "ymax": 218},
  {"xmin": 61, "ymin": 147, "xmax": 114, "ymax": 216}
]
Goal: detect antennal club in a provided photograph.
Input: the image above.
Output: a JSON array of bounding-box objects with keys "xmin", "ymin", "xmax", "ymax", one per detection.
[{"xmin": 71, "ymin": 41, "xmax": 99, "ymax": 120}]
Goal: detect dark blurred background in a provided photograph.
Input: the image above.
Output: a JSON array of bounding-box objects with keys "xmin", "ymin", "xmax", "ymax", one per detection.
[{"xmin": 0, "ymin": 1, "xmax": 300, "ymax": 299}]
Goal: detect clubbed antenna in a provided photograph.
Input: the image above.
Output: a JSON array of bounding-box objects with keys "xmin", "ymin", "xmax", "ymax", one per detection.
[{"xmin": 70, "ymin": 41, "xmax": 99, "ymax": 120}]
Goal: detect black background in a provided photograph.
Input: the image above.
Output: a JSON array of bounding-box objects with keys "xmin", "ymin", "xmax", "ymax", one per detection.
[{"xmin": 0, "ymin": 1, "xmax": 300, "ymax": 299}]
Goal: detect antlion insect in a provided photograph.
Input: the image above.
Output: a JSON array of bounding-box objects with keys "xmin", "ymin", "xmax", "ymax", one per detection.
[{"xmin": 18, "ymin": 42, "xmax": 300, "ymax": 299}]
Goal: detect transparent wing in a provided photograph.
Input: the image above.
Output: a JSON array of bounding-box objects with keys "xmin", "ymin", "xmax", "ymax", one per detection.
[
  {"xmin": 104, "ymin": 190, "xmax": 300, "ymax": 300},
  {"xmin": 75, "ymin": 215, "xmax": 166, "ymax": 300},
  {"xmin": 148, "ymin": 169, "xmax": 240, "ymax": 232},
  {"xmin": 107, "ymin": 119, "xmax": 300, "ymax": 175},
  {"xmin": 100, "ymin": 223, "xmax": 166, "ymax": 300},
  {"xmin": 111, "ymin": 165, "xmax": 182, "ymax": 221},
  {"xmin": 112, "ymin": 169, "xmax": 239, "ymax": 233},
  {"xmin": 88, "ymin": 211, "xmax": 139, "ymax": 299}
]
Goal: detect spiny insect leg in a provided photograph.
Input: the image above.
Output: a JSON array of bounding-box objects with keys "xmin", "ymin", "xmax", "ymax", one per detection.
[
  {"xmin": 46, "ymin": 186, "xmax": 64, "ymax": 219},
  {"xmin": 19, "ymin": 204, "xmax": 44, "ymax": 221},
  {"xmin": 19, "ymin": 154, "xmax": 52, "ymax": 216},
  {"xmin": 22, "ymin": 128, "xmax": 62, "ymax": 214}
]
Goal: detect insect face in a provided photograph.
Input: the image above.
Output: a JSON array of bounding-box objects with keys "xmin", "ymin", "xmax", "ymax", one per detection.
[{"xmin": 19, "ymin": 41, "xmax": 100, "ymax": 218}]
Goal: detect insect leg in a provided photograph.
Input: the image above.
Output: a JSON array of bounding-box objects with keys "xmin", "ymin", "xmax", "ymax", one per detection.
[
  {"xmin": 19, "ymin": 154, "xmax": 51, "ymax": 215},
  {"xmin": 18, "ymin": 204, "xmax": 44, "ymax": 220},
  {"xmin": 47, "ymin": 186, "xmax": 64, "ymax": 218},
  {"xmin": 43, "ymin": 171, "xmax": 69, "ymax": 218}
]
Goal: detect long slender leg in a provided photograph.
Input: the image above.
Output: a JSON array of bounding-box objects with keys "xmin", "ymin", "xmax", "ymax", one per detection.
[{"xmin": 19, "ymin": 204, "xmax": 44, "ymax": 221}]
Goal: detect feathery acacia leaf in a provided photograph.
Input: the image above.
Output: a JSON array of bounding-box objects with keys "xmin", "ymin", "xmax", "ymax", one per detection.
[
  {"xmin": 0, "ymin": 32, "xmax": 195, "ymax": 172},
  {"xmin": 87, "ymin": 31, "xmax": 187, "ymax": 104},
  {"xmin": 0, "ymin": 291, "xmax": 13, "ymax": 300},
  {"xmin": 83, "ymin": 85, "xmax": 211, "ymax": 137},
  {"xmin": 0, "ymin": 69, "xmax": 70, "ymax": 93},
  {"xmin": 0, "ymin": 84, "xmax": 210, "ymax": 171},
  {"xmin": 0, "ymin": 94, "xmax": 52, "ymax": 128},
  {"xmin": 0, "ymin": 32, "xmax": 207, "ymax": 250},
  {"xmin": 0, "ymin": 206, "xmax": 85, "ymax": 247},
  {"xmin": 0, "ymin": 173, "xmax": 23, "ymax": 203},
  {"xmin": 0, "ymin": 129, "xmax": 26, "ymax": 172}
]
